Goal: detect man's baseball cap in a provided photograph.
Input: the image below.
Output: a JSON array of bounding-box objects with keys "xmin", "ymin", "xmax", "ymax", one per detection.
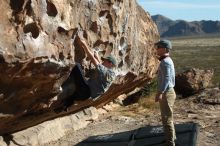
[
  {"xmin": 155, "ymin": 40, "xmax": 172, "ymax": 50},
  {"xmin": 101, "ymin": 55, "xmax": 117, "ymax": 66}
]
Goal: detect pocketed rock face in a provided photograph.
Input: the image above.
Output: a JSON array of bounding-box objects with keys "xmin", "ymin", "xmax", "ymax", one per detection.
[{"xmin": 0, "ymin": 0, "xmax": 159, "ymax": 135}]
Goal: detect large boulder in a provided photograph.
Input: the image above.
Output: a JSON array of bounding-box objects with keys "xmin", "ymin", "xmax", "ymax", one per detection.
[
  {"xmin": 195, "ymin": 87, "xmax": 220, "ymax": 105},
  {"xmin": 0, "ymin": 0, "xmax": 159, "ymax": 135},
  {"xmin": 175, "ymin": 68, "xmax": 214, "ymax": 96}
]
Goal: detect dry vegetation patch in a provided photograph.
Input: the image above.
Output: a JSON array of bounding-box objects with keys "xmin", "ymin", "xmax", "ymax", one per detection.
[{"xmin": 171, "ymin": 36, "xmax": 220, "ymax": 84}]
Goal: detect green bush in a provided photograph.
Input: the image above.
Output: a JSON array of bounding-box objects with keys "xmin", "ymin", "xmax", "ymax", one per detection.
[{"xmin": 141, "ymin": 78, "xmax": 158, "ymax": 97}]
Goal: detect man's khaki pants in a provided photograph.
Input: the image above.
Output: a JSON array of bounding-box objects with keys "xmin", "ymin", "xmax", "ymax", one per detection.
[{"xmin": 159, "ymin": 88, "xmax": 176, "ymax": 146}]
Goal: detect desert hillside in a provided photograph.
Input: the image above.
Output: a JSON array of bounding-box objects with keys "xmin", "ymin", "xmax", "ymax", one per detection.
[{"xmin": 152, "ymin": 14, "xmax": 220, "ymax": 37}]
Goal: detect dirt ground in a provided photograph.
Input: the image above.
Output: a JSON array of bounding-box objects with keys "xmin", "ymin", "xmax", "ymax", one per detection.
[{"xmin": 44, "ymin": 89, "xmax": 220, "ymax": 146}]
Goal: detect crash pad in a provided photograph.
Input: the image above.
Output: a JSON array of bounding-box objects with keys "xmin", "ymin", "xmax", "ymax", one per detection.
[{"xmin": 76, "ymin": 123, "xmax": 199, "ymax": 146}]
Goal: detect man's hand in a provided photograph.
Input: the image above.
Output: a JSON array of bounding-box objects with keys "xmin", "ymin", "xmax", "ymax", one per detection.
[
  {"xmin": 155, "ymin": 92, "xmax": 163, "ymax": 102},
  {"xmin": 76, "ymin": 33, "xmax": 100, "ymax": 67}
]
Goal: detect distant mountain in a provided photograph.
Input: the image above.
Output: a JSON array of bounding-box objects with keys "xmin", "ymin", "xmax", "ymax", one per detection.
[{"xmin": 152, "ymin": 14, "xmax": 220, "ymax": 37}]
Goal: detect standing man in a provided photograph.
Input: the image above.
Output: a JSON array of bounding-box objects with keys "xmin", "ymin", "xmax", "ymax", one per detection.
[{"xmin": 155, "ymin": 40, "xmax": 176, "ymax": 146}]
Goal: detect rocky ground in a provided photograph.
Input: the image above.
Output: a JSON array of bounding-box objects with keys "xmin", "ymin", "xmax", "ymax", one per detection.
[{"xmin": 44, "ymin": 87, "xmax": 220, "ymax": 146}]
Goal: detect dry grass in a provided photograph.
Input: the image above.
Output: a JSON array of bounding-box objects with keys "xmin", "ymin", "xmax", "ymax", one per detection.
[
  {"xmin": 114, "ymin": 93, "xmax": 159, "ymax": 118},
  {"xmin": 172, "ymin": 37, "xmax": 220, "ymax": 47},
  {"xmin": 171, "ymin": 36, "xmax": 220, "ymax": 84},
  {"xmin": 138, "ymin": 93, "xmax": 159, "ymax": 110}
]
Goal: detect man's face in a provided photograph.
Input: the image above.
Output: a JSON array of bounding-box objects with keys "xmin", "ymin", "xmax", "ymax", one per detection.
[
  {"xmin": 156, "ymin": 46, "xmax": 167, "ymax": 56},
  {"xmin": 102, "ymin": 60, "xmax": 114, "ymax": 68}
]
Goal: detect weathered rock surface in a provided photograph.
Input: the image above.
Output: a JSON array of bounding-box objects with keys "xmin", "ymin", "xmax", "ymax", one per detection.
[
  {"xmin": 195, "ymin": 87, "xmax": 220, "ymax": 105},
  {"xmin": 175, "ymin": 68, "xmax": 214, "ymax": 96},
  {"xmin": 0, "ymin": 107, "xmax": 100, "ymax": 146},
  {"xmin": 0, "ymin": 0, "xmax": 159, "ymax": 135}
]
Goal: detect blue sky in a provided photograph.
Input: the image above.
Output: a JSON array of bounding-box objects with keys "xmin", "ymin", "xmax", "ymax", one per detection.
[{"xmin": 137, "ymin": 0, "xmax": 220, "ymax": 21}]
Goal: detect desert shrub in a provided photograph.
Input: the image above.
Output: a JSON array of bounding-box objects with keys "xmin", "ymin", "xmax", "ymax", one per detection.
[{"xmin": 141, "ymin": 79, "xmax": 158, "ymax": 97}]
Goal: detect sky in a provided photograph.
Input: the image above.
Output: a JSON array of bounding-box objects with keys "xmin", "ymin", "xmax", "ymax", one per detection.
[{"xmin": 137, "ymin": 0, "xmax": 220, "ymax": 21}]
